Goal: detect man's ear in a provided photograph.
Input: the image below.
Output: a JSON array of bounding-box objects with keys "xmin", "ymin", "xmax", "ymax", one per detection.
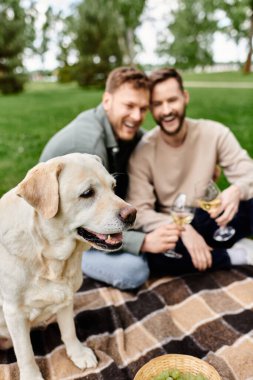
[
  {"xmin": 184, "ymin": 89, "xmax": 190, "ymax": 105},
  {"xmin": 16, "ymin": 162, "xmax": 63, "ymax": 219},
  {"xmin": 102, "ymin": 91, "xmax": 112, "ymax": 112}
]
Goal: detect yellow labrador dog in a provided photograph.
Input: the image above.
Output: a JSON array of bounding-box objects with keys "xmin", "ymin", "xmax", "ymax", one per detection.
[{"xmin": 0, "ymin": 153, "xmax": 136, "ymax": 380}]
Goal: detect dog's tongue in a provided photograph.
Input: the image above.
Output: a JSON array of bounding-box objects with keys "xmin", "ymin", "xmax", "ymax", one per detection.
[
  {"xmin": 95, "ymin": 233, "xmax": 107, "ymax": 240},
  {"xmin": 93, "ymin": 232, "xmax": 123, "ymax": 244},
  {"xmin": 105, "ymin": 233, "xmax": 123, "ymax": 244}
]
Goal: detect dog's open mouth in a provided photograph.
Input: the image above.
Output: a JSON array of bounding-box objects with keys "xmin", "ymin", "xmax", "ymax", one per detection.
[{"xmin": 77, "ymin": 227, "xmax": 123, "ymax": 250}]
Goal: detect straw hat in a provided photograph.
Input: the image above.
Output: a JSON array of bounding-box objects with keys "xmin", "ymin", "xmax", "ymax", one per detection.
[{"xmin": 133, "ymin": 354, "xmax": 221, "ymax": 380}]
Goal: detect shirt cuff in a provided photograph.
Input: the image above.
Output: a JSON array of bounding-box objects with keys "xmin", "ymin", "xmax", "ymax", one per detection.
[{"xmin": 121, "ymin": 230, "xmax": 146, "ymax": 255}]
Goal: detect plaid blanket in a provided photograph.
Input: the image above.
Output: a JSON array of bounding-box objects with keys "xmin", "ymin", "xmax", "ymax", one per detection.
[{"xmin": 1, "ymin": 266, "xmax": 253, "ymax": 380}]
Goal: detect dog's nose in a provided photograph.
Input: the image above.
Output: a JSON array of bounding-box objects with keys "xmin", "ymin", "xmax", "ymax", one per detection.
[{"xmin": 119, "ymin": 206, "xmax": 136, "ymax": 225}]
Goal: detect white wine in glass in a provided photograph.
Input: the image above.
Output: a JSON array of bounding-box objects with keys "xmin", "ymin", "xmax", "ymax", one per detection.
[
  {"xmin": 164, "ymin": 194, "xmax": 195, "ymax": 258},
  {"xmin": 198, "ymin": 198, "xmax": 222, "ymax": 212},
  {"xmin": 170, "ymin": 207, "xmax": 195, "ymax": 227},
  {"xmin": 196, "ymin": 180, "xmax": 235, "ymax": 242}
]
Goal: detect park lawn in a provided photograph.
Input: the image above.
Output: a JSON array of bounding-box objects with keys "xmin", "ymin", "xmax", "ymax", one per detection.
[
  {"xmin": 0, "ymin": 83, "xmax": 103, "ymax": 195},
  {"xmin": 0, "ymin": 76, "xmax": 253, "ymax": 196},
  {"xmin": 183, "ymin": 70, "xmax": 253, "ymax": 82}
]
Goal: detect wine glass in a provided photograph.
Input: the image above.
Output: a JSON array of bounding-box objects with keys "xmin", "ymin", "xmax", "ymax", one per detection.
[
  {"xmin": 164, "ymin": 193, "xmax": 196, "ymax": 258},
  {"xmin": 195, "ymin": 180, "xmax": 235, "ymax": 242}
]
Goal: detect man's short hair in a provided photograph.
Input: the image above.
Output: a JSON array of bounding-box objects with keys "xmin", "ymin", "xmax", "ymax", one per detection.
[
  {"xmin": 149, "ymin": 67, "xmax": 184, "ymax": 92},
  {"xmin": 105, "ymin": 66, "xmax": 150, "ymax": 93}
]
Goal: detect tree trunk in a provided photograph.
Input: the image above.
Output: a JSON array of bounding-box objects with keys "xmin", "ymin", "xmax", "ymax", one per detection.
[
  {"xmin": 125, "ymin": 28, "xmax": 135, "ymax": 65},
  {"xmin": 243, "ymin": 9, "xmax": 253, "ymax": 74}
]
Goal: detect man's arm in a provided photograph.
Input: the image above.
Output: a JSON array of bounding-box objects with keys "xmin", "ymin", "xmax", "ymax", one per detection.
[
  {"xmin": 39, "ymin": 111, "xmax": 109, "ymax": 167},
  {"xmin": 180, "ymin": 225, "xmax": 212, "ymax": 271},
  {"xmin": 126, "ymin": 178, "xmax": 210, "ymax": 267},
  {"xmin": 219, "ymin": 128, "xmax": 253, "ymax": 200},
  {"xmin": 39, "ymin": 127, "xmax": 77, "ymax": 162},
  {"xmin": 209, "ymin": 127, "xmax": 253, "ymax": 225},
  {"xmin": 122, "ymin": 225, "xmax": 181, "ymax": 255},
  {"xmin": 126, "ymin": 142, "xmax": 182, "ymax": 254},
  {"xmin": 122, "ymin": 230, "xmax": 145, "ymax": 255}
]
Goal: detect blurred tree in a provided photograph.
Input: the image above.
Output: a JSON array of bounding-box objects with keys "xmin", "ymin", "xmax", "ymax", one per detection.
[
  {"xmin": 74, "ymin": 0, "xmax": 146, "ymax": 86},
  {"xmin": 115, "ymin": 0, "xmax": 146, "ymax": 64},
  {"xmin": 157, "ymin": 0, "xmax": 218, "ymax": 69},
  {"xmin": 31, "ymin": 6, "xmax": 77, "ymax": 81},
  {"xmin": 0, "ymin": 0, "xmax": 35, "ymax": 94},
  {"xmin": 57, "ymin": 13, "xmax": 76, "ymax": 67},
  {"xmin": 56, "ymin": 12, "xmax": 78, "ymax": 83},
  {"xmin": 39, "ymin": 6, "xmax": 54, "ymax": 67},
  {"xmin": 158, "ymin": 0, "xmax": 253, "ymax": 72},
  {"xmin": 218, "ymin": 0, "xmax": 253, "ymax": 73}
]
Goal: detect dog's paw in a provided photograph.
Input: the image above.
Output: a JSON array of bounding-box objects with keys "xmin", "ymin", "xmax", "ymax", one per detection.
[
  {"xmin": 20, "ymin": 376, "xmax": 44, "ymax": 380},
  {"xmin": 20, "ymin": 369, "xmax": 44, "ymax": 380},
  {"xmin": 69, "ymin": 345, "xmax": 98, "ymax": 369}
]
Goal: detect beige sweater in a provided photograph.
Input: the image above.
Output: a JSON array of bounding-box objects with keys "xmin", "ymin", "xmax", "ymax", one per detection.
[{"xmin": 127, "ymin": 118, "xmax": 253, "ymax": 232}]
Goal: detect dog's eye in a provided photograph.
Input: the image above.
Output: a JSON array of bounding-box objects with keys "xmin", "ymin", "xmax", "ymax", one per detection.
[{"xmin": 80, "ymin": 188, "xmax": 95, "ymax": 198}]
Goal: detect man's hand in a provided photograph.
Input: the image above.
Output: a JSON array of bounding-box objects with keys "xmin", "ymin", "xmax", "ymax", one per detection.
[
  {"xmin": 181, "ymin": 225, "xmax": 212, "ymax": 271},
  {"xmin": 209, "ymin": 184, "xmax": 241, "ymax": 227},
  {"xmin": 141, "ymin": 224, "xmax": 182, "ymax": 254}
]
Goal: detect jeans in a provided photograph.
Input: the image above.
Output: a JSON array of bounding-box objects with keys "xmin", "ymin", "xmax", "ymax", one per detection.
[
  {"xmin": 82, "ymin": 199, "xmax": 253, "ymax": 289},
  {"xmin": 82, "ymin": 250, "xmax": 149, "ymax": 290}
]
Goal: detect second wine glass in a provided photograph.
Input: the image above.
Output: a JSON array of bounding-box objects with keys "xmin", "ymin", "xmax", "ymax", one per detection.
[{"xmin": 195, "ymin": 180, "xmax": 235, "ymax": 242}]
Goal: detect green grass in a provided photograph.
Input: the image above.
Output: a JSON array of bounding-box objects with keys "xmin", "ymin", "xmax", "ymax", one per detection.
[
  {"xmin": 0, "ymin": 72, "xmax": 253, "ymax": 196},
  {"xmin": 0, "ymin": 83, "xmax": 103, "ymax": 195},
  {"xmin": 183, "ymin": 71, "xmax": 253, "ymax": 82}
]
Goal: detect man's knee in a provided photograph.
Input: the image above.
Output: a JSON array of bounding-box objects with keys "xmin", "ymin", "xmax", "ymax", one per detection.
[
  {"xmin": 82, "ymin": 250, "xmax": 150, "ymax": 290},
  {"xmin": 115, "ymin": 256, "xmax": 150, "ymax": 289}
]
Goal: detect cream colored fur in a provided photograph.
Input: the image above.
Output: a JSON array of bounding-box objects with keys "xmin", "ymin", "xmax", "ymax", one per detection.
[{"xmin": 0, "ymin": 153, "xmax": 134, "ymax": 380}]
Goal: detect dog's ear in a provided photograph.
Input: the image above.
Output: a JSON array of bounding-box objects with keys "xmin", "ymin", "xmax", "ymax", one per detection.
[{"xmin": 16, "ymin": 162, "xmax": 63, "ymax": 219}]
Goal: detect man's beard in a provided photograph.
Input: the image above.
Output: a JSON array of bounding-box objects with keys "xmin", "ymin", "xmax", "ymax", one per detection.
[{"xmin": 156, "ymin": 109, "xmax": 186, "ymax": 137}]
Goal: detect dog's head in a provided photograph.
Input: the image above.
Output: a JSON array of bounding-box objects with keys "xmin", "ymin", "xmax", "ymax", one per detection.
[{"xmin": 16, "ymin": 153, "xmax": 136, "ymax": 251}]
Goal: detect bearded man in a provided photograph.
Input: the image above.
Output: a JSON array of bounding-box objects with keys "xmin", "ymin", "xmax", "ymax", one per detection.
[{"xmin": 127, "ymin": 67, "xmax": 253, "ymax": 276}]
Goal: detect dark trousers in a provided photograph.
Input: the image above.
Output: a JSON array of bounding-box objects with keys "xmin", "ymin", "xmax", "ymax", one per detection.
[{"xmin": 147, "ymin": 199, "xmax": 253, "ymax": 276}]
